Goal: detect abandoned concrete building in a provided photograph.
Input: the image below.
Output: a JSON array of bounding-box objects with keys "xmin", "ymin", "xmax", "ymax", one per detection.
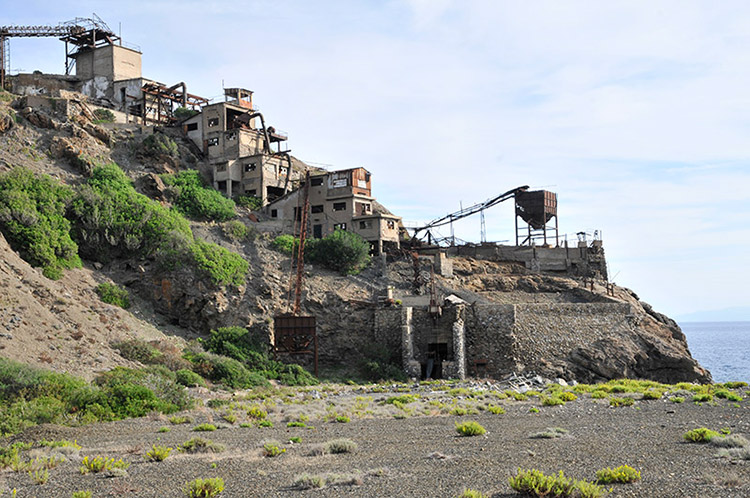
[
  {"xmin": 264, "ymin": 167, "xmax": 402, "ymax": 253},
  {"xmin": 182, "ymin": 87, "xmax": 304, "ymax": 203},
  {"xmin": 2, "ymin": 16, "xmax": 207, "ymax": 123}
]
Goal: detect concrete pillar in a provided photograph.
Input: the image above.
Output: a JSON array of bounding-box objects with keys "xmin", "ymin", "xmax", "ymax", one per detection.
[{"xmin": 401, "ymin": 307, "xmax": 420, "ymax": 378}]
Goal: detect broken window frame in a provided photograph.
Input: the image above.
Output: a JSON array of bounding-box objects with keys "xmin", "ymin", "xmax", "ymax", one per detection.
[{"xmin": 332, "ymin": 202, "xmax": 346, "ymax": 211}]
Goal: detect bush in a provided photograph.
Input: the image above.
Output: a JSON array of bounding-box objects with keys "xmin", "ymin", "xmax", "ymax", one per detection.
[
  {"xmin": 609, "ymin": 397, "xmax": 634, "ymax": 407},
  {"xmin": 509, "ymin": 469, "xmax": 604, "ymax": 498},
  {"xmin": 79, "ymin": 456, "xmax": 129, "ymax": 474},
  {"xmin": 163, "ymin": 170, "xmax": 236, "ymax": 222},
  {"xmin": 199, "ymin": 327, "xmax": 317, "ymax": 386},
  {"xmin": 96, "ymin": 282, "xmax": 130, "ymax": 308},
  {"xmin": 595, "ymin": 465, "xmax": 641, "ymax": 484},
  {"xmin": 271, "ymin": 234, "xmax": 296, "ymax": 255},
  {"xmin": 144, "ymin": 445, "xmax": 172, "ymax": 462},
  {"xmin": 307, "ymin": 229, "xmax": 371, "ymax": 275},
  {"xmin": 184, "ymin": 477, "xmax": 224, "ymax": 498},
  {"xmin": 92, "ymin": 108, "xmax": 115, "ymax": 123},
  {"xmin": 176, "ymin": 369, "xmax": 206, "ymax": 388},
  {"xmin": 0, "ymin": 168, "xmax": 81, "ymax": 278},
  {"xmin": 193, "ymin": 424, "xmax": 217, "ymax": 432},
  {"xmin": 189, "ymin": 240, "xmax": 248, "ymax": 286},
  {"xmin": 684, "ymin": 427, "xmax": 720, "ymax": 443},
  {"xmin": 70, "ymin": 164, "xmax": 192, "ymax": 262},
  {"xmin": 455, "ymin": 421, "xmax": 486, "ymax": 437},
  {"xmin": 112, "ymin": 339, "xmax": 163, "ymax": 364},
  {"xmin": 141, "ymin": 133, "xmax": 178, "ymax": 158},
  {"xmin": 222, "ymin": 220, "xmax": 249, "ymax": 241},
  {"xmin": 188, "ymin": 352, "xmax": 267, "ymax": 389},
  {"xmin": 94, "ymin": 366, "xmax": 191, "ymax": 415},
  {"xmin": 235, "ymin": 195, "xmax": 263, "ymax": 211},
  {"xmin": 179, "ymin": 437, "xmax": 225, "ymax": 454},
  {"xmin": 487, "ymin": 405, "xmax": 505, "ymax": 415},
  {"xmin": 263, "ymin": 441, "xmax": 286, "ymax": 457},
  {"xmin": 458, "ymin": 490, "xmax": 487, "ymax": 498},
  {"xmin": 692, "ymin": 393, "xmax": 712, "ymax": 403},
  {"xmin": 174, "ymin": 107, "xmax": 198, "ymax": 120}
]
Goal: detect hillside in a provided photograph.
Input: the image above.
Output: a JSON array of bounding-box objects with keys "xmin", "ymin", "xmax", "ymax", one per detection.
[{"xmin": 0, "ymin": 87, "xmax": 710, "ymax": 385}]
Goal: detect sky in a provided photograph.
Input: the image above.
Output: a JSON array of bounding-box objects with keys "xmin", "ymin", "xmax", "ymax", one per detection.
[{"xmin": 4, "ymin": 0, "xmax": 750, "ymax": 320}]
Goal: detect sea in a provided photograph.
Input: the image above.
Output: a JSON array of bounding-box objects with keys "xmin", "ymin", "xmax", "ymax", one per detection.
[{"xmin": 679, "ymin": 321, "xmax": 750, "ymax": 383}]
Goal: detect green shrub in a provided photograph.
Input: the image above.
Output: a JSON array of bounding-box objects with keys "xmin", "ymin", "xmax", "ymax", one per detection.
[
  {"xmin": 113, "ymin": 339, "xmax": 162, "ymax": 364},
  {"xmin": 72, "ymin": 492, "xmax": 93, "ymax": 498},
  {"xmin": 169, "ymin": 415, "xmax": 192, "ymax": 424},
  {"xmin": 70, "ymin": 164, "xmax": 192, "ymax": 262},
  {"xmin": 262, "ymin": 442, "xmax": 286, "ymax": 457},
  {"xmin": 163, "ymin": 170, "xmax": 236, "ymax": 222},
  {"xmin": 509, "ymin": 469, "xmax": 604, "ymax": 498},
  {"xmin": 307, "ymin": 229, "xmax": 371, "ymax": 275},
  {"xmin": 258, "ymin": 420, "xmax": 273, "ymax": 428},
  {"xmin": 487, "ymin": 405, "xmax": 505, "ymax": 414},
  {"xmin": 684, "ymin": 427, "xmax": 720, "ymax": 443},
  {"xmin": 455, "ymin": 421, "xmax": 486, "ymax": 437},
  {"xmin": 723, "ymin": 381, "xmax": 747, "ymax": 389},
  {"xmin": 178, "ymin": 437, "xmax": 225, "ymax": 454},
  {"xmin": 458, "ymin": 490, "xmax": 487, "ymax": 498},
  {"xmin": 193, "ymin": 424, "xmax": 217, "ymax": 432},
  {"xmin": 271, "ymin": 234, "xmax": 296, "ymax": 255},
  {"xmin": 141, "ymin": 133, "xmax": 178, "ymax": 158},
  {"xmin": 334, "ymin": 415, "xmax": 350, "ymax": 423},
  {"xmin": 0, "ymin": 168, "xmax": 81, "ymax": 278},
  {"xmin": 92, "ymin": 108, "xmax": 115, "ymax": 123},
  {"xmin": 144, "ymin": 445, "xmax": 172, "ymax": 462},
  {"xmin": 199, "ymin": 327, "xmax": 317, "ymax": 386},
  {"xmin": 222, "ymin": 220, "xmax": 249, "ymax": 240},
  {"xmin": 234, "ymin": 195, "xmax": 263, "ymax": 211},
  {"xmin": 692, "ymin": 393, "xmax": 712, "ymax": 403},
  {"xmin": 726, "ymin": 392, "xmax": 743, "ymax": 402},
  {"xmin": 79, "ymin": 456, "xmax": 129, "ymax": 474},
  {"xmin": 95, "ymin": 282, "xmax": 130, "ymax": 308},
  {"xmin": 360, "ymin": 344, "xmax": 407, "ymax": 382},
  {"xmin": 595, "ymin": 465, "xmax": 641, "ymax": 484},
  {"xmin": 384, "ymin": 394, "xmax": 418, "ymax": 405},
  {"xmin": 94, "ymin": 366, "xmax": 191, "ymax": 415},
  {"xmin": 184, "ymin": 477, "xmax": 224, "ymax": 498},
  {"xmin": 176, "ymin": 369, "xmax": 206, "ymax": 388},
  {"xmin": 188, "ymin": 352, "xmax": 267, "ymax": 389},
  {"xmin": 287, "ymin": 421, "xmax": 306, "ymax": 428},
  {"xmin": 189, "ymin": 240, "xmax": 248, "ymax": 286},
  {"xmin": 174, "ymin": 107, "xmax": 198, "ymax": 120},
  {"xmin": 669, "ymin": 396, "xmax": 684, "ymax": 403},
  {"xmin": 246, "ymin": 405, "xmax": 267, "ymax": 420},
  {"xmin": 541, "ymin": 396, "xmax": 566, "ymax": 407},
  {"xmin": 609, "ymin": 397, "xmax": 634, "ymax": 407}
]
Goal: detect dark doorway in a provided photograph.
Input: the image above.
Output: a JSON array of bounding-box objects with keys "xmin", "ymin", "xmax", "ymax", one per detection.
[
  {"xmin": 422, "ymin": 342, "xmax": 448, "ymax": 379},
  {"xmin": 313, "ymin": 224, "xmax": 322, "ymax": 239}
]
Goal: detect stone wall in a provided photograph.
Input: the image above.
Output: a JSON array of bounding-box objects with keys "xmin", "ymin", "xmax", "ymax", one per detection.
[
  {"xmin": 464, "ymin": 304, "xmax": 516, "ymax": 378},
  {"xmin": 511, "ymin": 303, "xmax": 633, "ymax": 373},
  {"xmin": 378, "ymin": 301, "xmax": 634, "ymax": 381}
]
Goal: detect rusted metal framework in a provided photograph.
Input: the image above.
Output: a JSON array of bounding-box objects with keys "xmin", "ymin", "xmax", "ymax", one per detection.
[
  {"xmin": 140, "ymin": 82, "xmax": 208, "ymax": 124},
  {"xmin": 0, "ymin": 14, "xmax": 118, "ymax": 89},
  {"xmin": 409, "ymin": 185, "xmax": 529, "ymax": 246},
  {"xmin": 515, "ymin": 189, "xmax": 559, "ymax": 247},
  {"xmin": 274, "ymin": 170, "xmax": 317, "ymax": 375}
]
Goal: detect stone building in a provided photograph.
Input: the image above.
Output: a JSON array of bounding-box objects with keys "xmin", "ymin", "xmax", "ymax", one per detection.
[{"xmin": 265, "ymin": 167, "xmax": 402, "ymax": 254}]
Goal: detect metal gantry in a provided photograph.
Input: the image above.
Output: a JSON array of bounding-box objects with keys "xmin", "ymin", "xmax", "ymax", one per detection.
[{"xmin": 0, "ymin": 14, "xmax": 117, "ymax": 89}]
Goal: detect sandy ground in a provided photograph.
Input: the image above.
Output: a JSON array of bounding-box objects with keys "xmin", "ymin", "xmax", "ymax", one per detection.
[{"xmin": 1, "ymin": 384, "xmax": 749, "ymax": 498}]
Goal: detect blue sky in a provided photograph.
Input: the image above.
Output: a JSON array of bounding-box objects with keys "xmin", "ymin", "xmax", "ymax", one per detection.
[{"xmin": 5, "ymin": 1, "xmax": 750, "ymax": 319}]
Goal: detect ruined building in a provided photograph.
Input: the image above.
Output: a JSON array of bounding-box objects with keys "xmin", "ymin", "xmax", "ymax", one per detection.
[
  {"xmin": 181, "ymin": 88, "xmax": 303, "ymax": 203},
  {"xmin": 264, "ymin": 167, "xmax": 402, "ymax": 253}
]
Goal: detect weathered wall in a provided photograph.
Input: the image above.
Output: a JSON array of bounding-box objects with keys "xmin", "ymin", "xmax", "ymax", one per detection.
[
  {"xmin": 510, "ymin": 303, "xmax": 633, "ymax": 373},
  {"xmin": 464, "ymin": 304, "xmax": 515, "ymax": 378},
  {"xmin": 378, "ymin": 301, "xmax": 635, "ymax": 381}
]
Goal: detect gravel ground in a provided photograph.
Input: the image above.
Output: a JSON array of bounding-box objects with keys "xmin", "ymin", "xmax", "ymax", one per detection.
[{"xmin": 2, "ymin": 390, "xmax": 749, "ymax": 497}]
